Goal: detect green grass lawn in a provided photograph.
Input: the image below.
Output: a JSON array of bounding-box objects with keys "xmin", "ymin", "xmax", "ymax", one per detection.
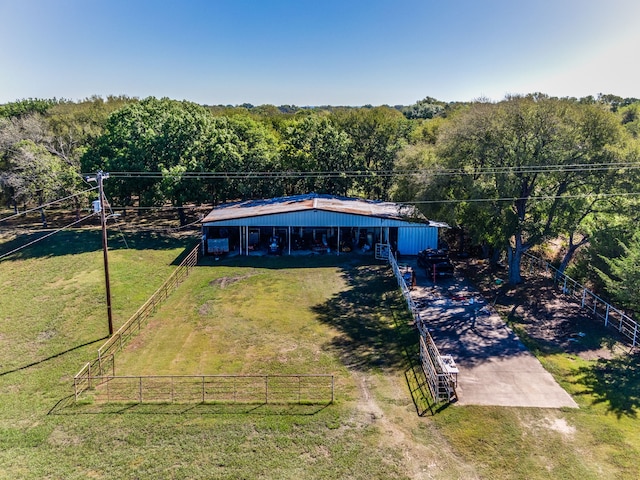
[
  {"xmin": 115, "ymin": 261, "xmax": 348, "ymax": 376},
  {"xmin": 1, "ymin": 230, "xmax": 640, "ymax": 479}
]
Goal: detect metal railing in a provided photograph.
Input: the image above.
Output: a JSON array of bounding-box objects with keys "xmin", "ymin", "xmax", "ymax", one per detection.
[
  {"xmin": 74, "ymin": 374, "xmax": 334, "ymax": 405},
  {"xmin": 384, "ymin": 244, "xmax": 457, "ymax": 403},
  {"xmin": 74, "ymin": 244, "xmax": 199, "ymax": 396},
  {"xmin": 523, "ymin": 252, "xmax": 639, "ymax": 348},
  {"xmin": 98, "ymin": 244, "xmax": 199, "ymax": 363},
  {"xmin": 74, "ymin": 354, "xmax": 115, "ymax": 400}
]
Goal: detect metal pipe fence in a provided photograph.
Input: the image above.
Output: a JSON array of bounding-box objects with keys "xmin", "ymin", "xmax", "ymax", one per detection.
[
  {"xmin": 522, "ymin": 252, "xmax": 638, "ymax": 348},
  {"xmin": 98, "ymin": 244, "xmax": 199, "ymax": 364},
  {"xmin": 73, "ymin": 354, "xmax": 115, "ymax": 400},
  {"xmin": 385, "ymin": 245, "xmax": 456, "ymax": 403},
  {"xmin": 74, "ymin": 374, "xmax": 334, "ymax": 405},
  {"xmin": 74, "ymin": 244, "xmax": 199, "ymax": 395}
]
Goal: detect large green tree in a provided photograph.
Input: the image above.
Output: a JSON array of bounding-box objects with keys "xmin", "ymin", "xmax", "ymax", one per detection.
[
  {"xmin": 280, "ymin": 115, "xmax": 352, "ymax": 196},
  {"xmin": 431, "ymin": 95, "xmax": 630, "ymax": 283},
  {"xmin": 334, "ymin": 106, "xmax": 408, "ymax": 200},
  {"xmin": 222, "ymin": 114, "xmax": 281, "ymax": 200},
  {"xmin": 0, "ymin": 139, "xmax": 74, "ymax": 226},
  {"xmin": 83, "ymin": 98, "xmax": 221, "ymax": 220},
  {"xmin": 0, "ymin": 114, "xmax": 77, "ymax": 223},
  {"xmin": 595, "ymin": 230, "xmax": 640, "ymax": 315},
  {"xmin": 82, "ymin": 97, "xmax": 282, "ymax": 223}
]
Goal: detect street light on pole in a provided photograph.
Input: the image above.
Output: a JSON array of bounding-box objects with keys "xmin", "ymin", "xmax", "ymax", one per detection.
[{"xmin": 87, "ymin": 171, "xmax": 113, "ymax": 336}]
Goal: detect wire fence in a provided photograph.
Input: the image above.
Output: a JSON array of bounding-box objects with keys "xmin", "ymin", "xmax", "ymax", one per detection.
[
  {"xmin": 386, "ymin": 246, "xmax": 457, "ymax": 404},
  {"xmin": 522, "ymin": 252, "xmax": 639, "ymax": 348},
  {"xmin": 75, "ymin": 374, "xmax": 334, "ymax": 405}
]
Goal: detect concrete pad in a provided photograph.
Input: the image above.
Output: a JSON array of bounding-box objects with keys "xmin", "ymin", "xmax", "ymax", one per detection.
[{"xmin": 409, "ymin": 263, "xmax": 578, "ymax": 408}]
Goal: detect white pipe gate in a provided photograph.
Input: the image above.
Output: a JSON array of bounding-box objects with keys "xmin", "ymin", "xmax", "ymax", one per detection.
[
  {"xmin": 383, "ymin": 244, "xmax": 457, "ymax": 404},
  {"xmin": 523, "ymin": 253, "xmax": 638, "ymax": 348}
]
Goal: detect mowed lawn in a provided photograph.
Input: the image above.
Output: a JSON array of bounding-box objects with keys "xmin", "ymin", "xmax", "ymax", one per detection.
[
  {"xmin": 2, "ymin": 229, "xmax": 640, "ymax": 479},
  {"xmin": 116, "ymin": 260, "xmax": 352, "ymax": 377}
]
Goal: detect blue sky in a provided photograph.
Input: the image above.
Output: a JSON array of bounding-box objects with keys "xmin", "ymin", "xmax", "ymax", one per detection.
[{"xmin": 1, "ymin": 0, "xmax": 638, "ymax": 106}]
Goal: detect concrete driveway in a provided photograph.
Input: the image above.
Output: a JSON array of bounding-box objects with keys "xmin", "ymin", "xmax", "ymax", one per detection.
[{"xmin": 409, "ymin": 261, "xmax": 578, "ymax": 408}]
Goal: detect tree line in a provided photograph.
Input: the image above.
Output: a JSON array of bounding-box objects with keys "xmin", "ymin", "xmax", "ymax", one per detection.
[{"xmin": 1, "ymin": 93, "xmax": 640, "ymax": 314}]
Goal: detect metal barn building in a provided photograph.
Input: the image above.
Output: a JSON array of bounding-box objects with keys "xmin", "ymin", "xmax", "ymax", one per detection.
[{"xmin": 201, "ymin": 194, "xmax": 447, "ymax": 256}]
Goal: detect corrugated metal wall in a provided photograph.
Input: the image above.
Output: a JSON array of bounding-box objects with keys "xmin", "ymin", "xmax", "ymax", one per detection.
[
  {"xmin": 397, "ymin": 226, "xmax": 438, "ymax": 255},
  {"xmin": 204, "ymin": 210, "xmax": 439, "ymax": 255}
]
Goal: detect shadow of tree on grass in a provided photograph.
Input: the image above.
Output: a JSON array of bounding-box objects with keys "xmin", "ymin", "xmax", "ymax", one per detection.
[
  {"xmin": 312, "ymin": 264, "xmax": 416, "ymax": 371},
  {"xmin": 0, "ymin": 229, "xmax": 196, "ymax": 262},
  {"xmin": 312, "ymin": 262, "xmax": 439, "ymax": 415},
  {"xmin": 576, "ymin": 353, "xmax": 640, "ymax": 418},
  {"xmin": 0, "ymin": 336, "xmax": 108, "ymax": 377}
]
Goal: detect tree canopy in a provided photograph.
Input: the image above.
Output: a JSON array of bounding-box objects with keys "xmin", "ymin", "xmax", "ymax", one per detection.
[
  {"xmin": 2, "ymin": 93, "xmax": 640, "ymax": 304},
  {"xmin": 416, "ymin": 95, "xmax": 634, "ymax": 283}
]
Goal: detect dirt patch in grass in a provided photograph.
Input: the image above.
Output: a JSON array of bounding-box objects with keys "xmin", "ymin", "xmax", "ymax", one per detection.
[
  {"xmin": 455, "ymin": 259, "xmax": 625, "ymax": 361},
  {"xmin": 209, "ymin": 273, "xmax": 255, "ymax": 289}
]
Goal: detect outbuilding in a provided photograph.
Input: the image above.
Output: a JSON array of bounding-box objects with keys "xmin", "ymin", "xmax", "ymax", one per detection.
[{"xmin": 201, "ymin": 194, "xmax": 447, "ymax": 256}]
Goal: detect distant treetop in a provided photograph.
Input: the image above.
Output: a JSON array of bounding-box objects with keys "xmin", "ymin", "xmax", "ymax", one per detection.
[{"xmin": 0, "ymin": 98, "xmax": 62, "ymax": 118}]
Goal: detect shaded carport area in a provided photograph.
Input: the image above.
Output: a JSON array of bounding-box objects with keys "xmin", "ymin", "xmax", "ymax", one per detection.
[{"xmin": 408, "ymin": 260, "xmax": 578, "ymax": 408}]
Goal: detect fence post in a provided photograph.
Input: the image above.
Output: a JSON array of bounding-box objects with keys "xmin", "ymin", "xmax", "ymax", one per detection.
[
  {"xmin": 581, "ymin": 289, "xmax": 587, "ymax": 308},
  {"xmin": 605, "ymin": 304, "xmax": 610, "ymax": 327},
  {"xmin": 265, "ymin": 376, "xmax": 269, "ymax": 404},
  {"xmin": 331, "ymin": 375, "xmax": 335, "ymax": 404},
  {"xmin": 139, "ymin": 377, "xmax": 143, "ymax": 403},
  {"xmin": 202, "ymin": 376, "xmax": 206, "ymax": 403},
  {"xmin": 633, "ymin": 324, "xmax": 638, "ymax": 348}
]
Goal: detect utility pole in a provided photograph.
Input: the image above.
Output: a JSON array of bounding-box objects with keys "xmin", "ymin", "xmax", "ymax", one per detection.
[{"xmin": 96, "ymin": 171, "xmax": 114, "ymax": 336}]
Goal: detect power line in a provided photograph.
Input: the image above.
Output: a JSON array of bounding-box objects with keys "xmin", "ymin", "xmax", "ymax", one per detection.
[
  {"xmin": 0, "ymin": 187, "xmax": 99, "ymax": 224},
  {"xmin": 109, "ymin": 205, "xmax": 203, "ymax": 211},
  {"xmin": 0, "ymin": 212, "xmax": 97, "ymax": 261},
  {"xmin": 407, "ymin": 191, "xmax": 640, "ymax": 205},
  {"xmin": 86, "ymin": 162, "xmax": 640, "ymax": 180}
]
